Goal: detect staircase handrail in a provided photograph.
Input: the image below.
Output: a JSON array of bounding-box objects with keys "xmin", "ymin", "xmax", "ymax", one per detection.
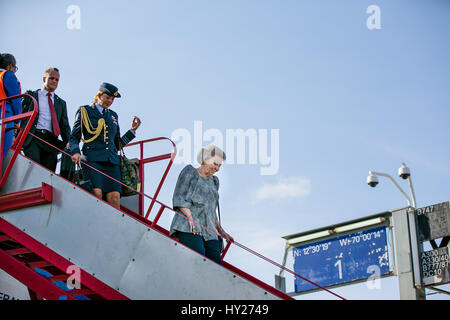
[{"xmin": 0, "ymin": 93, "xmax": 39, "ymax": 188}]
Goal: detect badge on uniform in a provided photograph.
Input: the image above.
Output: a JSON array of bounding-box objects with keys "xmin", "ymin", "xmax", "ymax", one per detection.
[{"xmin": 111, "ymin": 115, "xmax": 118, "ymax": 125}]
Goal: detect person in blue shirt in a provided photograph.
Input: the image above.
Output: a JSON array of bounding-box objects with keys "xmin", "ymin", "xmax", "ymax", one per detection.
[
  {"xmin": 69, "ymin": 82, "xmax": 141, "ymax": 209},
  {"xmin": 0, "ymin": 53, "xmax": 21, "ymax": 158}
]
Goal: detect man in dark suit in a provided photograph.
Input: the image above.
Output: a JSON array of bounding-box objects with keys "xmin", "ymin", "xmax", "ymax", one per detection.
[{"xmin": 21, "ymin": 67, "xmax": 71, "ymax": 173}]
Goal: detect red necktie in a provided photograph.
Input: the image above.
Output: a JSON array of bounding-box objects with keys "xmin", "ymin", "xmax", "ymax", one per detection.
[{"xmin": 47, "ymin": 92, "xmax": 60, "ymax": 137}]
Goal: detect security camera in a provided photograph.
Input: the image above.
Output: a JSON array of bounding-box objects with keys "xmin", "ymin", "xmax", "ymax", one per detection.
[
  {"xmin": 367, "ymin": 174, "xmax": 379, "ymax": 187},
  {"xmin": 398, "ymin": 163, "xmax": 410, "ymax": 180}
]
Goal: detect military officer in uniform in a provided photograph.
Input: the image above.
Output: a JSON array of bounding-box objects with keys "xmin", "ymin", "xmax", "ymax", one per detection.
[{"xmin": 69, "ymin": 82, "xmax": 141, "ymax": 209}]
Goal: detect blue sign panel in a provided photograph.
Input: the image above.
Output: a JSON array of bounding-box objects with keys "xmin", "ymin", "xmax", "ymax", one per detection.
[{"xmin": 293, "ymin": 226, "xmax": 390, "ymax": 293}]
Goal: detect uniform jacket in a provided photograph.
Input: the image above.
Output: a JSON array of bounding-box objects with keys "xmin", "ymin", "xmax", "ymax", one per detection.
[
  {"xmin": 0, "ymin": 69, "xmax": 21, "ymax": 117},
  {"xmin": 21, "ymin": 89, "xmax": 71, "ymax": 150},
  {"xmin": 69, "ymin": 104, "xmax": 135, "ymax": 164}
]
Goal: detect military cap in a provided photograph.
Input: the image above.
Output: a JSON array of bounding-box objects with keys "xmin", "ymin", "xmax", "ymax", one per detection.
[{"xmin": 99, "ymin": 82, "xmax": 121, "ymax": 98}]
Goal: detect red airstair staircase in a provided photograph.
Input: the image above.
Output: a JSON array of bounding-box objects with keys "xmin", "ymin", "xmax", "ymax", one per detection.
[{"xmin": 0, "ymin": 94, "xmax": 297, "ymax": 300}]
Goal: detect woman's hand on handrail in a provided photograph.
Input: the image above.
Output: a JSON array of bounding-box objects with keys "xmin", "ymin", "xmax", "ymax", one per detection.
[
  {"xmin": 71, "ymin": 152, "xmax": 82, "ymax": 164},
  {"xmin": 216, "ymin": 222, "xmax": 234, "ymax": 243},
  {"xmin": 221, "ymin": 230, "xmax": 234, "ymax": 243}
]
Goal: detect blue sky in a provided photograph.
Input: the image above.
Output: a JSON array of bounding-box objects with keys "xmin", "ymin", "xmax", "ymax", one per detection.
[{"xmin": 1, "ymin": 0, "xmax": 449, "ymax": 299}]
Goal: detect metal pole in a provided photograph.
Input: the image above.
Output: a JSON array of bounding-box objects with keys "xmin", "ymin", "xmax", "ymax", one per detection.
[
  {"xmin": 407, "ymin": 207, "xmax": 423, "ymax": 288},
  {"xmin": 275, "ymin": 244, "xmax": 290, "ymax": 292},
  {"xmin": 391, "ymin": 207, "xmax": 425, "ymax": 300},
  {"xmin": 279, "ymin": 244, "xmax": 290, "ymax": 278},
  {"xmin": 139, "ymin": 141, "xmax": 144, "ymax": 216},
  {"xmin": 369, "ymin": 171, "xmax": 412, "ymax": 206},
  {"xmin": 405, "ymin": 175, "xmax": 423, "ymax": 289},
  {"xmin": 407, "ymin": 176, "xmax": 417, "ymax": 208}
]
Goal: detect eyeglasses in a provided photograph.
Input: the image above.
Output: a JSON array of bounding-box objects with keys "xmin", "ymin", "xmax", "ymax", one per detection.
[{"xmin": 12, "ymin": 65, "xmax": 18, "ymax": 72}]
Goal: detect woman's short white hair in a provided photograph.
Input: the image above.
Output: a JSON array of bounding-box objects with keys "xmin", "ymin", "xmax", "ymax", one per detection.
[{"xmin": 196, "ymin": 144, "xmax": 226, "ymax": 165}]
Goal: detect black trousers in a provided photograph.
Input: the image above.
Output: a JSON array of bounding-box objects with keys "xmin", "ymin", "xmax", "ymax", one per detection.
[
  {"xmin": 176, "ymin": 231, "xmax": 223, "ymax": 265},
  {"xmin": 23, "ymin": 131, "xmax": 60, "ymax": 173}
]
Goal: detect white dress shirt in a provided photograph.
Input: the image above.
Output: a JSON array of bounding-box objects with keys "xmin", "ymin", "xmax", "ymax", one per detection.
[{"xmin": 36, "ymin": 89, "xmax": 54, "ymax": 132}]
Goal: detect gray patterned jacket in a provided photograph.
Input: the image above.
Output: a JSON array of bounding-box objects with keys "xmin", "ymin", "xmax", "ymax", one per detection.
[{"xmin": 169, "ymin": 165, "xmax": 220, "ymax": 241}]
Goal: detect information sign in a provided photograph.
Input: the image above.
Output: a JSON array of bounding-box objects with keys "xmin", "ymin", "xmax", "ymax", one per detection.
[
  {"xmin": 420, "ymin": 247, "xmax": 450, "ymax": 286},
  {"xmin": 415, "ymin": 201, "xmax": 450, "ymax": 242},
  {"xmin": 293, "ymin": 226, "xmax": 390, "ymax": 293}
]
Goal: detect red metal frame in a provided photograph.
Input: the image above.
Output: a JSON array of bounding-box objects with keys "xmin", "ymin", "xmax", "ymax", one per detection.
[
  {"xmin": 0, "ymin": 94, "xmax": 39, "ymax": 188},
  {"xmin": 0, "ymin": 249, "xmax": 77, "ymax": 300},
  {"xmin": 0, "ymin": 217, "xmax": 129, "ymax": 300},
  {"xmin": 0, "ymin": 182, "xmax": 52, "ymax": 212},
  {"xmin": 124, "ymin": 137, "xmax": 176, "ymax": 218},
  {"xmin": 221, "ymin": 241, "xmax": 232, "ymax": 259}
]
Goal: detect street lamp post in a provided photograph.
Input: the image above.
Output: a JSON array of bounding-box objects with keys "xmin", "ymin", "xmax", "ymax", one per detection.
[{"xmin": 367, "ymin": 163, "xmax": 425, "ymax": 300}]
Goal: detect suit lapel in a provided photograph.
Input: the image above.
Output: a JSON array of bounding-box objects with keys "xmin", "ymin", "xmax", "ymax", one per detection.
[
  {"xmin": 32, "ymin": 90, "xmax": 40, "ymax": 107},
  {"xmin": 30, "ymin": 90, "xmax": 40, "ymax": 128}
]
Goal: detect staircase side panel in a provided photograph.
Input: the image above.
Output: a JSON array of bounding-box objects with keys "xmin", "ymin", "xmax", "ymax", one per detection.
[{"xmin": 117, "ymin": 228, "xmax": 275, "ymax": 299}]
